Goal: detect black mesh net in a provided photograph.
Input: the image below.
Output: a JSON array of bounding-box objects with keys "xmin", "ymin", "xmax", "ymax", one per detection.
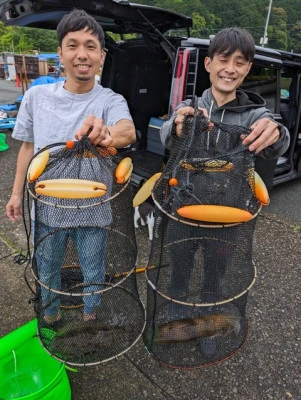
[
  {"xmin": 26, "ymin": 137, "xmax": 145, "ymax": 366},
  {"xmin": 143, "ymin": 106, "xmax": 259, "ymax": 368},
  {"xmin": 153, "ymin": 110, "xmax": 261, "ymax": 226}
]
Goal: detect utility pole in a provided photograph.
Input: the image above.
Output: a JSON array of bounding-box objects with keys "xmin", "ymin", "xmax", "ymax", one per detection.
[{"xmin": 262, "ymin": 0, "xmax": 273, "ymax": 47}]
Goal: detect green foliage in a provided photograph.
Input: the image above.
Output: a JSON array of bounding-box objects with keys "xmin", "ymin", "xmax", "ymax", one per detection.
[
  {"xmin": 135, "ymin": 0, "xmax": 301, "ymax": 52},
  {"xmin": 0, "ymin": 23, "xmax": 57, "ymax": 53},
  {"xmin": 289, "ymin": 21, "xmax": 301, "ymax": 53},
  {"xmin": 0, "ymin": 1, "xmax": 301, "ymax": 53}
]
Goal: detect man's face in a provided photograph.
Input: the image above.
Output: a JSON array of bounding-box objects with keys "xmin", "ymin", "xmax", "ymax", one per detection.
[
  {"xmin": 58, "ymin": 28, "xmax": 104, "ymax": 88},
  {"xmin": 204, "ymin": 50, "xmax": 252, "ymax": 99}
]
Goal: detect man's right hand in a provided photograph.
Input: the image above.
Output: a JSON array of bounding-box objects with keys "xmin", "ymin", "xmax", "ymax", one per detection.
[
  {"xmin": 6, "ymin": 194, "xmax": 23, "ymax": 222},
  {"xmin": 174, "ymin": 106, "xmax": 213, "ymax": 137},
  {"xmin": 6, "ymin": 141, "xmax": 34, "ymax": 222}
]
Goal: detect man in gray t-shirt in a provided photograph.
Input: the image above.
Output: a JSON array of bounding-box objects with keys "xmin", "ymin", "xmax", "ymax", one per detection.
[{"xmin": 6, "ymin": 9, "xmax": 136, "ymax": 323}]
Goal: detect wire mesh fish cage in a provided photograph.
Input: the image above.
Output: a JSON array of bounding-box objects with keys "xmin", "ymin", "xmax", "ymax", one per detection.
[
  {"xmin": 143, "ymin": 106, "xmax": 264, "ymax": 368},
  {"xmin": 25, "ymin": 137, "xmax": 145, "ymax": 366},
  {"xmin": 143, "ymin": 213, "xmax": 256, "ymax": 368},
  {"xmin": 153, "ymin": 113, "xmax": 263, "ymax": 226}
]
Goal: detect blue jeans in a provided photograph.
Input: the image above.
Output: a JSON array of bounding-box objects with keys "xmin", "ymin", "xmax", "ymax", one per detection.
[{"xmin": 34, "ymin": 223, "xmax": 107, "ymax": 317}]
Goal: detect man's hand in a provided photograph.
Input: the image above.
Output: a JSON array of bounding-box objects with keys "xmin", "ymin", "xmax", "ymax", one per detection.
[
  {"xmin": 6, "ymin": 141, "xmax": 33, "ymax": 222},
  {"xmin": 6, "ymin": 194, "xmax": 23, "ymax": 222},
  {"xmin": 243, "ymin": 118, "xmax": 280, "ymax": 153},
  {"xmin": 174, "ymin": 106, "xmax": 213, "ymax": 137},
  {"xmin": 75, "ymin": 115, "xmax": 113, "ymax": 147}
]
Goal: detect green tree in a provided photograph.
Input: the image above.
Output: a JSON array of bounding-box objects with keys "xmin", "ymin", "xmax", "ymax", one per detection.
[
  {"xmin": 289, "ymin": 21, "xmax": 301, "ymax": 53},
  {"xmin": 190, "ymin": 12, "xmax": 207, "ymax": 38},
  {"xmin": 268, "ymin": 7, "xmax": 288, "ymax": 50},
  {"xmin": 16, "ymin": 27, "xmax": 58, "ymax": 52},
  {"xmin": 1, "ymin": 0, "xmax": 301, "ymax": 53}
]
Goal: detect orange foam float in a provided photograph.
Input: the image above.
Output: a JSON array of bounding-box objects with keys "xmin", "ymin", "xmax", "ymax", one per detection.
[
  {"xmin": 27, "ymin": 149, "xmax": 50, "ymax": 182},
  {"xmin": 133, "ymin": 172, "xmax": 162, "ymax": 207},
  {"xmin": 65, "ymin": 140, "xmax": 75, "ymax": 149},
  {"xmin": 169, "ymin": 177, "xmax": 178, "ymax": 186},
  {"xmin": 253, "ymin": 170, "xmax": 270, "ymax": 206},
  {"xmin": 115, "ymin": 157, "xmax": 133, "ymax": 184},
  {"xmin": 35, "ymin": 179, "xmax": 107, "ymax": 199},
  {"xmin": 177, "ymin": 204, "xmax": 253, "ymax": 224},
  {"xmin": 247, "ymin": 168, "xmax": 270, "ymax": 206}
]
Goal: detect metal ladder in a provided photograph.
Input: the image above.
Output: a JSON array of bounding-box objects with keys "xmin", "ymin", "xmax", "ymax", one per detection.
[{"xmin": 185, "ymin": 48, "xmax": 199, "ymax": 101}]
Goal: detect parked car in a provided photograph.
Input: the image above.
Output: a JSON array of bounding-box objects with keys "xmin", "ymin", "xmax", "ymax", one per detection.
[{"xmin": 1, "ymin": 0, "xmax": 301, "ymax": 190}]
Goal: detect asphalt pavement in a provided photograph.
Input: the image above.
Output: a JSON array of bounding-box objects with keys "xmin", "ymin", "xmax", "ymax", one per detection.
[{"xmin": 0, "ymin": 79, "xmax": 300, "ymax": 400}]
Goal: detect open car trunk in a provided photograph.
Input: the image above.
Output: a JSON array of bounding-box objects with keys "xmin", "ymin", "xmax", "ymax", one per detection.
[{"xmin": 0, "ymin": 0, "xmax": 192, "ymax": 186}]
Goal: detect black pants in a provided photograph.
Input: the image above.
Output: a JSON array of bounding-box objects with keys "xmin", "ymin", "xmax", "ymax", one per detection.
[{"xmin": 167, "ymin": 220, "xmax": 238, "ymax": 302}]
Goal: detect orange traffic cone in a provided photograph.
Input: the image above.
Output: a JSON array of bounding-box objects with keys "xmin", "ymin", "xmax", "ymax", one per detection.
[{"xmin": 15, "ymin": 74, "xmax": 21, "ymax": 87}]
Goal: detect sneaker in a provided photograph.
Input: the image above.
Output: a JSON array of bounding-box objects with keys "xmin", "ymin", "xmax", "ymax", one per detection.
[
  {"xmin": 200, "ymin": 337, "xmax": 217, "ymax": 357},
  {"xmin": 83, "ymin": 312, "xmax": 97, "ymax": 321},
  {"xmin": 44, "ymin": 313, "xmax": 61, "ymax": 324},
  {"xmin": 43, "ymin": 312, "xmax": 63, "ymax": 329}
]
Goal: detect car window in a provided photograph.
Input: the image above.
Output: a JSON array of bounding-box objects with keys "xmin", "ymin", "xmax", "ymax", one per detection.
[{"xmin": 242, "ymin": 65, "xmax": 278, "ymax": 113}]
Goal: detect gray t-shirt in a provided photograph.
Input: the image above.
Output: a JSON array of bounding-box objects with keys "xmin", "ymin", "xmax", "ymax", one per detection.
[
  {"xmin": 13, "ymin": 80, "xmax": 133, "ymax": 153},
  {"xmin": 13, "ymin": 81, "xmax": 133, "ymax": 227}
]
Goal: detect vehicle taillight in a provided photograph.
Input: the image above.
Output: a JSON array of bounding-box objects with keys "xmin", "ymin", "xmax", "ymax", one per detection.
[{"xmin": 169, "ymin": 48, "xmax": 190, "ymax": 115}]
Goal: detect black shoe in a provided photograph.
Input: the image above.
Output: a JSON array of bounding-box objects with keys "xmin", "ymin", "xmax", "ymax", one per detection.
[{"xmin": 200, "ymin": 337, "xmax": 217, "ymax": 357}]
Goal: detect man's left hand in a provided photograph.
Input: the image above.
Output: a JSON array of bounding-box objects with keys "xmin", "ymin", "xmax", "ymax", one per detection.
[
  {"xmin": 75, "ymin": 115, "xmax": 113, "ymax": 147},
  {"xmin": 242, "ymin": 118, "xmax": 280, "ymax": 154}
]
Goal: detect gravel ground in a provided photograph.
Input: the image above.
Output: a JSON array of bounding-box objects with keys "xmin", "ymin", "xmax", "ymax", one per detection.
[{"xmin": 0, "ymin": 79, "xmax": 300, "ymax": 400}]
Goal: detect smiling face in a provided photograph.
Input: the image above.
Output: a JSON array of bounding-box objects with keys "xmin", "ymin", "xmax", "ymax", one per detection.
[
  {"xmin": 204, "ymin": 50, "xmax": 252, "ymax": 106},
  {"xmin": 58, "ymin": 27, "xmax": 105, "ymax": 93}
]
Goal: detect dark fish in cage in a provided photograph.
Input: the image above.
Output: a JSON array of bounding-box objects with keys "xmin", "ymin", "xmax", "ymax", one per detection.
[
  {"xmin": 154, "ymin": 313, "xmax": 241, "ymax": 344},
  {"xmin": 55, "ymin": 320, "xmax": 127, "ymax": 338},
  {"xmin": 48, "ymin": 322, "xmax": 128, "ymax": 357},
  {"xmin": 51, "ymin": 331, "xmax": 115, "ymax": 358},
  {"xmin": 25, "ymin": 137, "xmax": 144, "ymax": 365},
  {"xmin": 180, "ymin": 158, "xmax": 234, "ymax": 172}
]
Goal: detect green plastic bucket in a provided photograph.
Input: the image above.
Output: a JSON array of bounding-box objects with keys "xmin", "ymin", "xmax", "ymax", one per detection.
[
  {"xmin": 0, "ymin": 319, "xmax": 71, "ymax": 400},
  {"xmin": 0, "ymin": 133, "xmax": 9, "ymax": 152}
]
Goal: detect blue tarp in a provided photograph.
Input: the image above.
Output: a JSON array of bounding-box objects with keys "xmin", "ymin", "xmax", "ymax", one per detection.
[
  {"xmin": 0, "ymin": 118, "xmax": 16, "ymax": 129},
  {"xmin": 0, "ymin": 104, "xmax": 17, "ymax": 111},
  {"xmin": 38, "ymin": 53, "xmax": 59, "ymax": 62}
]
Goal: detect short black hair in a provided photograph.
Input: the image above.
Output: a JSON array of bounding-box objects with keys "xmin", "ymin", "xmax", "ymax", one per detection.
[
  {"xmin": 57, "ymin": 9, "xmax": 105, "ymax": 48},
  {"xmin": 208, "ymin": 28, "xmax": 255, "ymax": 62}
]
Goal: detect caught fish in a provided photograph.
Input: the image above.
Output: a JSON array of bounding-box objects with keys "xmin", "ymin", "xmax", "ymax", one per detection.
[
  {"xmin": 181, "ymin": 158, "xmax": 233, "ymax": 172},
  {"xmin": 56, "ymin": 320, "xmax": 126, "ymax": 338},
  {"xmin": 51, "ymin": 329, "xmax": 115, "ymax": 356},
  {"xmin": 96, "ymin": 146, "xmax": 117, "ymax": 158},
  {"xmin": 154, "ymin": 313, "xmax": 240, "ymax": 344},
  {"xmin": 50, "ymin": 321, "xmax": 128, "ymax": 358}
]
